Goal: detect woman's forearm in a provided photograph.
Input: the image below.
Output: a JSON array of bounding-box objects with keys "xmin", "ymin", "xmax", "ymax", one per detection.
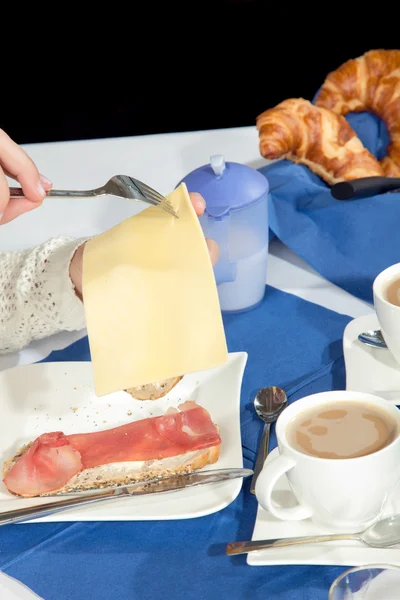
[{"xmin": 0, "ymin": 237, "xmax": 86, "ymax": 353}]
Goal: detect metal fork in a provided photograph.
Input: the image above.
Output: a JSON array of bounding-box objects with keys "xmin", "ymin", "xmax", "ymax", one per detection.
[{"xmin": 9, "ymin": 174, "xmax": 179, "ymax": 218}]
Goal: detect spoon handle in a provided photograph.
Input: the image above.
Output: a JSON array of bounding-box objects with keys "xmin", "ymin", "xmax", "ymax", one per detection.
[
  {"xmin": 250, "ymin": 423, "xmax": 271, "ymax": 494},
  {"xmin": 226, "ymin": 533, "xmax": 359, "ymax": 555}
]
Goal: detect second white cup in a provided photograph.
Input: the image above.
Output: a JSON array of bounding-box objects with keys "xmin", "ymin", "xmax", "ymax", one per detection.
[{"xmin": 374, "ymin": 262, "xmax": 400, "ymax": 365}]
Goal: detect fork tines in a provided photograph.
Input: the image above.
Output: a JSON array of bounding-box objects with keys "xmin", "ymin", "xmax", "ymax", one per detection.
[{"xmin": 132, "ymin": 177, "xmax": 178, "ymax": 218}]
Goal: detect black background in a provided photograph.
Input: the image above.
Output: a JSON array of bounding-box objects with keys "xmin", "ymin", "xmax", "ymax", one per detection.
[{"xmin": 2, "ymin": 3, "xmax": 398, "ymax": 145}]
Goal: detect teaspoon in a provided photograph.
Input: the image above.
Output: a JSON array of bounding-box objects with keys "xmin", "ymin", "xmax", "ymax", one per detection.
[
  {"xmin": 358, "ymin": 329, "xmax": 387, "ymax": 349},
  {"xmin": 226, "ymin": 513, "xmax": 400, "ymax": 555},
  {"xmin": 250, "ymin": 386, "xmax": 288, "ymax": 494}
]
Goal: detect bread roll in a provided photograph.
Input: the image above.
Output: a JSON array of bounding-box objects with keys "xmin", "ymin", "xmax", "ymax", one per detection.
[
  {"xmin": 3, "ymin": 441, "xmax": 220, "ymax": 496},
  {"xmin": 125, "ymin": 376, "xmax": 183, "ymax": 400}
]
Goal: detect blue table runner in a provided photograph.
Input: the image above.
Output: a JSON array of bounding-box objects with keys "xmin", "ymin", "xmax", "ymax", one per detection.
[{"xmin": 1, "ymin": 286, "xmax": 352, "ymax": 599}]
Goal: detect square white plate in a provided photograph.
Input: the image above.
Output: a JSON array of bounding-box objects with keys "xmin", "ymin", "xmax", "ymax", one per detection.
[
  {"xmin": 344, "ymin": 314, "xmax": 400, "ymax": 404},
  {"xmin": 0, "ymin": 352, "xmax": 247, "ymax": 522},
  {"xmin": 248, "ymin": 447, "xmax": 400, "ymax": 566}
]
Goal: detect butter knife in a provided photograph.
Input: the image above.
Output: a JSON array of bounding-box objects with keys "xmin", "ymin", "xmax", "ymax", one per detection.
[{"xmin": 0, "ymin": 468, "xmax": 253, "ymax": 526}]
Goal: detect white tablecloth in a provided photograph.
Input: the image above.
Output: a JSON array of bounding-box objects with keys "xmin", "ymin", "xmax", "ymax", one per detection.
[{"xmin": 0, "ymin": 126, "xmax": 372, "ymax": 371}]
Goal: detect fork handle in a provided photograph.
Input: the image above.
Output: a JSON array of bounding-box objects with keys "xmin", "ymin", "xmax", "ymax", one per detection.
[{"xmin": 9, "ymin": 187, "xmax": 102, "ymax": 199}]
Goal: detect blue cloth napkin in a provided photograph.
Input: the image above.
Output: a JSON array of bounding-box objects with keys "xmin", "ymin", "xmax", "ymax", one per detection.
[
  {"xmin": 263, "ymin": 110, "xmax": 400, "ymax": 304},
  {"xmin": 3, "ymin": 287, "xmax": 351, "ymax": 600}
]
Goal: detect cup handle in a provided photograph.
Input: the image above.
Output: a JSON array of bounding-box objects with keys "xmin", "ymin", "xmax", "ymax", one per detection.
[{"xmin": 255, "ymin": 454, "xmax": 313, "ymax": 521}]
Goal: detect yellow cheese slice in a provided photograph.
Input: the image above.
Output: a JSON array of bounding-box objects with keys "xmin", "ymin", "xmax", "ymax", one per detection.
[{"xmin": 82, "ymin": 183, "xmax": 228, "ymax": 396}]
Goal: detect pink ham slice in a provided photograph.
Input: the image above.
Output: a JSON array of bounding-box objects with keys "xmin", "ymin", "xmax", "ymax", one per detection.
[
  {"xmin": 69, "ymin": 403, "xmax": 220, "ymax": 469},
  {"xmin": 3, "ymin": 432, "xmax": 82, "ymax": 497},
  {"xmin": 3, "ymin": 403, "xmax": 221, "ymax": 497}
]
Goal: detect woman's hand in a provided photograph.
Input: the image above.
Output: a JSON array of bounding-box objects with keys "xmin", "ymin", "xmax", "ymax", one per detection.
[
  {"xmin": 0, "ymin": 129, "xmax": 52, "ymax": 225},
  {"xmin": 70, "ymin": 192, "xmax": 220, "ymax": 297},
  {"xmin": 189, "ymin": 192, "xmax": 220, "ymax": 266}
]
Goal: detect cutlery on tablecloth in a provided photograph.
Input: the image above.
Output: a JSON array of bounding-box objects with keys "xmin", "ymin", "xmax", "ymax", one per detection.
[
  {"xmin": 9, "ymin": 175, "xmax": 178, "ymax": 218},
  {"xmin": 250, "ymin": 386, "xmax": 287, "ymax": 494},
  {"xmin": 331, "ymin": 176, "xmax": 400, "ymax": 200},
  {"xmin": 0, "ymin": 468, "xmax": 252, "ymax": 526},
  {"xmin": 226, "ymin": 513, "xmax": 400, "ymax": 555},
  {"xmin": 358, "ymin": 329, "xmax": 387, "ymax": 348}
]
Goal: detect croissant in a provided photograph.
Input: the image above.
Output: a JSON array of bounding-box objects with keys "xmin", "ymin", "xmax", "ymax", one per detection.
[
  {"xmin": 315, "ymin": 50, "xmax": 400, "ymax": 176},
  {"xmin": 374, "ymin": 67, "xmax": 400, "ymax": 177},
  {"xmin": 256, "ymin": 98, "xmax": 383, "ymax": 185}
]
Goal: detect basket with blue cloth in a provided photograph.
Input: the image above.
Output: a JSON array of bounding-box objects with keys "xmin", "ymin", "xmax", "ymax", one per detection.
[{"xmin": 257, "ymin": 49, "xmax": 400, "ymax": 304}]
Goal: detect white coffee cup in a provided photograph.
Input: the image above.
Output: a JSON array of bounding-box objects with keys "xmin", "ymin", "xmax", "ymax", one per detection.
[
  {"xmin": 255, "ymin": 390, "xmax": 400, "ymax": 532},
  {"xmin": 374, "ymin": 262, "xmax": 400, "ymax": 364}
]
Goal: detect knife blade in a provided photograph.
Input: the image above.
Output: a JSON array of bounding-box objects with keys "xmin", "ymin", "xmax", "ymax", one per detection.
[
  {"xmin": 0, "ymin": 468, "xmax": 253, "ymax": 526},
  {"xmin": 126, "ymin": 467, "xmax": 253, "ymax": 495}
]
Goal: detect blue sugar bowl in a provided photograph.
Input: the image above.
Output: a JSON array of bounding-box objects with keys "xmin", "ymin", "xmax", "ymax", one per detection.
[{"xmin": 178, "ymin": 155, "xmax": 269, "ymax": 313}]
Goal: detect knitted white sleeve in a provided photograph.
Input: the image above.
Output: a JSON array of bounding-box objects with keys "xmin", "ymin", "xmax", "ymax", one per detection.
[{"xmin": 0, "ymin": 237, "xmax": 87, "ymax": 353}]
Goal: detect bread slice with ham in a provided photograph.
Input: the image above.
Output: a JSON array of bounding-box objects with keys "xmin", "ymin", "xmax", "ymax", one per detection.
[{"xmin": 2, "ymin": 402, "xmax": 221, "ymax": 498}]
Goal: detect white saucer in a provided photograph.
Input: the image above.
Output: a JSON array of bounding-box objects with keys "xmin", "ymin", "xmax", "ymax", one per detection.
[
  {"xmin": 344, "ymin": 314, "xmax": 400, "ymax": 404},
  {"xmin": 247, "ymin": 447, "xmax": 400, "ymax": 566}
]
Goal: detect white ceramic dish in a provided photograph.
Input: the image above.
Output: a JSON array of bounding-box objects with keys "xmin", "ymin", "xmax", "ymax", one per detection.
[
  {"xmin": 344, "ymin": 314, "xmax": 400, "ymax": 404},
  {"xmin": 0, "ymin": 572, "xmax": 42, "ymax": 600},
  {"xmin": 248, "ymin": 448, "xmax": 400, "ymax": 566},
  {"xmin": 0, "ymin": 352, "xmax": 247, "ymax": 522}
]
